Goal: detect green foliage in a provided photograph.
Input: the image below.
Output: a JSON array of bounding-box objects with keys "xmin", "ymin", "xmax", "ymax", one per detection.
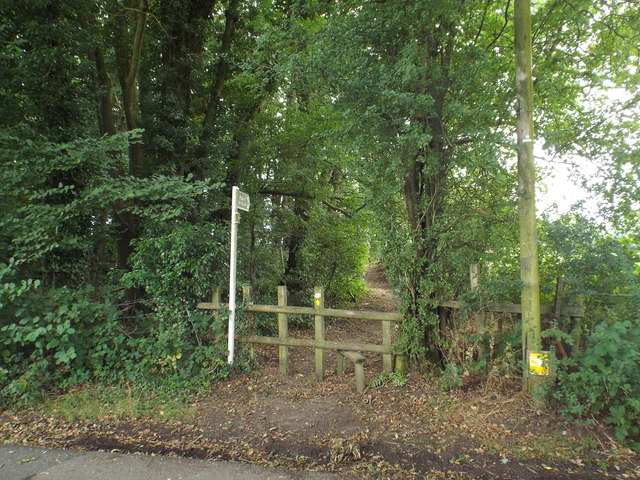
[
  {"xmin": 0, "ymin": 286, "xmax": 122, "ymax": 401},
  {"xmin": 540, "ymin": 215, "xmax": 639, "ymax": 296},
  {"xmin": 395, "ymin": 314, "xmax": 429, "ymax": 362},
  {"xmin": 440, "ymin": 364, "xmax": 463, "ymax": 390},
  {"xmin": 0, "ymin": 283, "xmax": 230, "ymax": 403},
  {"xmin": 368, "ymin": 371, "xmax": 409, "ymax": 389},
  {"xmin": 0, "ymin": 128, "xmax": 232, "ymax": 401},
  {"xmin": 130, "ymin": 309, "xmax": 230, "ymax": 384},
  {"xmin": 0, "ymin": 130, "xmax": 132, "ymax": 284},
  {"xmin": 297, "ymin": 209, "xmax": 369, "ymax": 303},
  {"xmin": 123, "ymin": 222, "xmax": 227, "ymax": 308},
  {"xmin": 1, "ymin": 0, "xmax": 638, "ymax": 413},
  {"xmin": 0, "ymin": 0, "xmax": 384, "ymax": 402},
  {"xmin": 315, "ymin": 0, "xmax": 525, "ymax": 360},
  {"xmin": 551, "ymin": 320, "xmax": 640, "ymax": 446}
]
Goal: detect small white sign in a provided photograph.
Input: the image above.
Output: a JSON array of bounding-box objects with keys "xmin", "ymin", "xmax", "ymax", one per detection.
[{"xmin": 237, "ymin": 191, "xmax": 250, "ymax": 212}]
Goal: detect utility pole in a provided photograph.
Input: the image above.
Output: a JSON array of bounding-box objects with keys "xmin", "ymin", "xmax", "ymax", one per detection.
[{"xmin": 514, "ymin": 0, "xmax": 542, "ymax": 394}]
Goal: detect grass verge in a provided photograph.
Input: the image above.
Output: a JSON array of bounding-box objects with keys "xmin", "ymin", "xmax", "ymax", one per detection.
[{"xmin": 32, "ymin": 383, "xmax": 198, "ymax": 423}]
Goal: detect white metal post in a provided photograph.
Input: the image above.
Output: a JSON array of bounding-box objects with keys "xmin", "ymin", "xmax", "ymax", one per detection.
[{"xmin": 228, "ymin": 186, "xmax": 239, "ymax": 364}]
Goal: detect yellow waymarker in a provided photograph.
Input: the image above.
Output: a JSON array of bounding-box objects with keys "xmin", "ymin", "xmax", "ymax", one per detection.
[{"xmin": 529, "ymin": 352, "xmax": 549, "ymax": 376}]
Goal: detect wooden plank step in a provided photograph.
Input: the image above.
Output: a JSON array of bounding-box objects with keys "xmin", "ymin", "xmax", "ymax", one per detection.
[
  {"xmin": 341, "ymin": 351, "xmax": 365, "ymax": 363},
  {"xmin": 337, "ymin": 350, "xmax": 366, "ymax": 393}
]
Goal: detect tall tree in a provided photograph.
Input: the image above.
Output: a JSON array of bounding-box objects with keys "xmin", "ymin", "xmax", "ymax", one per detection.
[{"xmin": 319, "ymin": 0, "xmax": 520, "ymax": 360}]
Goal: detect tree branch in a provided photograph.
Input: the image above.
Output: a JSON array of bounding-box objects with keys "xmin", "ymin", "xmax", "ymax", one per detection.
[
  {"xmin": 322, "ymin": 200, "xmax": 353, "ymax": 218},
  {"xmin": 126, "ymin": 0, "xmax": 148, "ymax": 89},
  {"xmin": 484, "ymin": 0, "xmax": 511, "ymax": 52},
  {"xmin": 259, "ymin": 189, "xmax": 365, "ymax": 218},
  {"xmin": 259, "ymin": 189, "xmax": 313, "ymax": 199}
]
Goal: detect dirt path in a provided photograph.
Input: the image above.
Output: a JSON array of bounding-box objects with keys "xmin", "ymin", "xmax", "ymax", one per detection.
[
  {"xmin": 2, "ymin": 266, "xmax": 639, "ymax": 479},
  {"xmin": 271, "ymin": 264, "xmax": 399, "ymax": 378},
  {"xmin": 360, "ymin": 264, "xmax": 401, "ymax": 311}
]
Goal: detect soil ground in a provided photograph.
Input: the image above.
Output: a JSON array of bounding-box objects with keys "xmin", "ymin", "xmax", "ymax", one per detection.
[{"xmin": 1, "ymin": 265, "xmax": 639, "ymax": 479}]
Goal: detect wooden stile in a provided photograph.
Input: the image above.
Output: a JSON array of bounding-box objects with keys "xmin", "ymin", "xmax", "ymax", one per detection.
[{"xmin": 199, "ymin": 285, "xmax": 400, "ymax": 375}]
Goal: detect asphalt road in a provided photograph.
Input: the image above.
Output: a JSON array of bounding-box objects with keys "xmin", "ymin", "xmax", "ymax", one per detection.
[{"xmin": 0, "ymin": 444, "xmax": 343, "ymax": 480}]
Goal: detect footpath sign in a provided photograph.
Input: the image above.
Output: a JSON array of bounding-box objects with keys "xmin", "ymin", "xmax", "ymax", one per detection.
[{"xmin": 228, "ymin": 186, "xmax": 250, "ymax": 364}]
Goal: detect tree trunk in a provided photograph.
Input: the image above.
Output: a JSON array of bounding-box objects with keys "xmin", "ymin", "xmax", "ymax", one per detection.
[
  {"xmin": 107, "ymin": 0, "xmax": 149, "ymax": 304},
  {"xmin": 282, "ymin": 203, "xmax": 310, "ymax": 304},
  {"xmin": 403, "ymin": 27, "xmax": 454, "ymax": 362},
  {"xmin": 193, "ymin": 0, "xmax": 240, "ymax": 176},
  {"xmin": 115, "ymin": 0, "xmax": 148, "ymax": 176},
  {"xmin": 92, "ymin": 48, "xmax": 117, "ymax": 137},
  {"xmin": 154, "ymin": 0, "xmax": 216, "ymax": 175}
]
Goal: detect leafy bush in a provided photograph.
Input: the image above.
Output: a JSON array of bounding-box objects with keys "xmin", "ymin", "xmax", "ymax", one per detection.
[
  {"xmin": 116, "ymin": 218, "xmax": 231, "ymax": 387},
  {"xmin": 122, "ymin": 222, "xmax": 228, "ymax": 309},
  {"xmin": 551, "ymin": 320, "xmax": 640, "ymax": 446},
  {"xmin": 0, "ymin": 285, "xmax": 123, "ymax": 401},
  {"xmin": 0, "ymin": 131, "xmax": 232, "ymax": 402},
  {"xmin": 0, "ymin": 283, "xmax": 231, "ymax": 403},
  {"xmin": 131, "ymin": 309, "xmax": 230, "ymax": 384}
]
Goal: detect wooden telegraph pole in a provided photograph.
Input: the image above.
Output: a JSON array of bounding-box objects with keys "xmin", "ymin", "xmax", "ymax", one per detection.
[{"xmin": 514, "ymin": 0, "xmax": 542, "ymax": 394}]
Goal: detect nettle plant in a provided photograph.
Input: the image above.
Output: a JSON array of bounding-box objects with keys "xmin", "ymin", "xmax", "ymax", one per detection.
[{"xmin": 552, "ymin": 320, "xmax": 640, "ymax": 446}]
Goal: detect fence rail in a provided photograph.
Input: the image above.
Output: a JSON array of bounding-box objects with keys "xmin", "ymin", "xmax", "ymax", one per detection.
[
  {"xmin": 439, "ymin": 300, "xmax": 585, "ymax": 317},
  {"xmin": 233, "ymin": 335, "xmax": 390, "ymax": 354},
  {"xmin": 196, "ymin": 302, "xmax": 403, "ymax": 321}
]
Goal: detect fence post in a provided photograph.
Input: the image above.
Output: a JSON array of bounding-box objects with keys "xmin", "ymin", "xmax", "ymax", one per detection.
[
  {"xmin": 211, "ymin": 287, "xmax": 220, "ymax": 322},
  {"xmin": 314, "ymin": 286, "xmax": 325, "ymax": 380},
  {"xmin": 243, "ymin": 286, "xmax": 254, "ymax": 360},
  {"xmin": 570, "ymin": 294, "xmax": 585, "ymax": 353},
  {"xmin": 243, "ymin": 285, "xmax": 253, "ymax": 326},
  {"xmin": 470, "ymin": 264, "xmax": 486, "ymax": 357},
  {"xmin": 382, "ymin": 319, "xmax": 393, "ymax": 373},
  {"xmin": 470, "ymin": 263, "xmax": 480, "ymax": 290},
  {"xmin": 278, "ymin": 286, "xmax": 289, "ymax": 374}
]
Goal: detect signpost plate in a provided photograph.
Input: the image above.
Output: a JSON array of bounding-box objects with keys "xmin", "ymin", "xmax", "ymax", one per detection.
[{"xmin": 237, "ymin": 191, "xmax": 250, "ymax": 212}]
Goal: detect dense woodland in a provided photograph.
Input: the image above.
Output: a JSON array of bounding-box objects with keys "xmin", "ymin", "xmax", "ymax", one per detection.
[{"xmin": 1, "ymin": 1, "xmax": 639, "ymax": 444}]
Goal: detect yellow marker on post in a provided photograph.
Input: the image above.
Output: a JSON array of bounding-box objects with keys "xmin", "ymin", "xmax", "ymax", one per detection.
[{"xmin": 529, "ymin": 352, "xmax": 550, "ymax": 376}]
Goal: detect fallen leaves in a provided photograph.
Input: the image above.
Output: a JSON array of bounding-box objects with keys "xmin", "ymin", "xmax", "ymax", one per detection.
[{"xmin": 329, "ymin": 437, "xmax": 362, "ymax": 464}]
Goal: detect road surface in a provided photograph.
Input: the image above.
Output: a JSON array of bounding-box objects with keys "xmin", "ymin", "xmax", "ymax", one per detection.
[{"xmin": 0, "ymin": 444, "xmax": 345, "ymax": 480}]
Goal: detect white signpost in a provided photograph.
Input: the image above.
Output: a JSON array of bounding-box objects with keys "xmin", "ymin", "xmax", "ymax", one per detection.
[{"xmin": 228, "ymin": 186, "xmax": 250, "ymax": 365}]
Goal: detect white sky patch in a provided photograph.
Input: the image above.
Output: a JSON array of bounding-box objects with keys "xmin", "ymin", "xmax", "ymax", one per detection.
[
  {"xmin": 535, "ymin": 84, "xmax": 637, "ymax": 221},
  {"xmin": 536, "ymin": 153, "xmax": 601, "ymax": 220}
]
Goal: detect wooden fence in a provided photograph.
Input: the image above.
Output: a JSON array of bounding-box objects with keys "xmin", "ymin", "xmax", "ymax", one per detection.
[
  {"xmin": 437, "ymin": 266, "xmax": 586, "ymax": 357},
  {"xmin": 197, "ymin": 266, "xmax": 586, "ymax": 379},
  {"xmin": 197, "ymin": 286, "xmax": 403, "ymax": 379}
]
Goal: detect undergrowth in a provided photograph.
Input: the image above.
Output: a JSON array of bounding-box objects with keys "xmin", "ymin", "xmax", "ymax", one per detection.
[{"xmin": 550, "ymin": 320, "xmax": 640, "ymax": 450}]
